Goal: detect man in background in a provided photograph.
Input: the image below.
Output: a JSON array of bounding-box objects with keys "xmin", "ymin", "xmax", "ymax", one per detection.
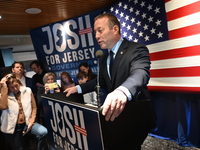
[{"xmin": 30, "ymin": 60, "xmax": 47, "ymax": 124}]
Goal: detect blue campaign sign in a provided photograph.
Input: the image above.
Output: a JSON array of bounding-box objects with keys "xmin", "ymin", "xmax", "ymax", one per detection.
[
  {"xmin": 30, "ymin": 9, "xmax": 104, "ymax": 80},
  {"xmin": 42, "ymin": 95, "xmax": 104, "ymax": 150}
]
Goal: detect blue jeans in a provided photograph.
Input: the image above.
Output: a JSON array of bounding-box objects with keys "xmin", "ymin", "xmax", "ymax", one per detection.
[
  {"xmin": 4, "ymin": 122, "xmax": 48, "ymax": 150},
  {"xmin": 31, "ymin": 122, "xmax": 48, "ymax": 150}
]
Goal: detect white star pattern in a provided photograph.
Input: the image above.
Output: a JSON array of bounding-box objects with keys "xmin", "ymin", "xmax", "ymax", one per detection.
[{"xmin": 105, "ymin": 0, "xmax": 168, "ymax": 44}]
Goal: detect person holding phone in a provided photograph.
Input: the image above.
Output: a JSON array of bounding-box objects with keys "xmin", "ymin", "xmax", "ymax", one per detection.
[
  {"xmin": 43, "ymin": 72, "xmax": 60, "ymax": 94},
  {"xmin": 0, "ymin": 74, "xmax": 48, "ymax": 150}
]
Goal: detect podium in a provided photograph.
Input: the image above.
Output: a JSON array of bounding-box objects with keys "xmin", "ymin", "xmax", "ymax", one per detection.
[{"xmin": 42, "ymin": 93, "xmax": 156, "ymax": 150}]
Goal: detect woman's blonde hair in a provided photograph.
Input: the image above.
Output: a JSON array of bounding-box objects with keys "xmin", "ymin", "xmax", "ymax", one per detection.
[{"xmin": 43, "ymin": 72, "xmax": 56, "ymax": 84}]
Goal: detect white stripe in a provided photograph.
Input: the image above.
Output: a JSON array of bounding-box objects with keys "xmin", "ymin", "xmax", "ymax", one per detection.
[
  {"xmin": 147, "ymin": 34, "xmax": 200, "ymax": 53},
  {"xmin": 151, "ymin": 55, "xmax": 200, "ymax": 70},
  {"xmin": 168, "ymin": 12, "xmax": 200, "ymax": 31},
  {"xmin": 148, "ymin": 77, "xmax": 200, "ymax": 87},
  {"xmin": 165, "ymin": 0, "xmax": 199, "ymax": 12}
]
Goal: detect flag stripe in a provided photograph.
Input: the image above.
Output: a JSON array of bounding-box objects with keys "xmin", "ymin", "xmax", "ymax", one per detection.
[
  {"xmin": 169, "ymin": 23, "xmax": 200, "ymax": 39},
  {"xmin": 148, "ymin": 77, "xmax": 200, "ymax": 87},
  {"xmin": 166, "ymin": 1, "xmax": 200, "ymax": 21},
  {"xmin": 147, "ymin": 34, "xmax": 200, "ymax": 53},
  {"xmin": 150, "ymin": 67, "xmax": 200, "ymax": 77},
  {"xmin": 165, "ymin": 0, "xmax": 199, "ymax": 12},
  {"xmin": 148, "ymin": 86, "xmax": 200, "ymax": 92},
  {"xmin": 150, "ymin": 45, "xmax": 200, "ymax": 61},
  {"xmin": 151, "ymin": 56, "xmax": 200, "ymax": 70},
  {"xmin": 167, "ymin": 12, "xmax": 200, "ymax": 31}
]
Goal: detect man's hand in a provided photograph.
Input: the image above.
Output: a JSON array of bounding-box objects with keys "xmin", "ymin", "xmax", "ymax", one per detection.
[
  {"xmin": 64, "ymin": 86, "xmax": 78, "ymax": 97},
  {"xmin": 102, "ymin": 89, "xmax": 127, "ymax": 121}
]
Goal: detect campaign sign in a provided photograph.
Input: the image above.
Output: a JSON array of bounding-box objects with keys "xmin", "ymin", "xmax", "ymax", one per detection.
[
  {"xmin": 42, "ymin": 95, "xmax": 104, "ymax": 150},
  {"xmin": 30, "ymin": 9, "xmax": 104, "ymax": 80}
]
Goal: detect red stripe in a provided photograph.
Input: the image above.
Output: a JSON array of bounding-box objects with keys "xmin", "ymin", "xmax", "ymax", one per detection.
[
  {"xmin": 150, "ymin": 45, "xmax": 200, "ymax": 61},
  {"xmin": 164, "ymin": 0, "xmax": 171, "ymax": 3},
  {"xmin": 79, "ymin": 27, "xmax": 92, "ymax": 35},
  {"xmin": 148, "ymin": 86, "xmax": 200, "ymax": 93},
  {"xmin": 168, "ymin": 23, "xmax": 200, "ymax": 40},
  {"xmin": 166, "ymin": 1, "xmax": 200, "ymax": 21},
  {"xmin": 150, "ymin": 67, "xmax": 200, "ymax": 77},
  {"xmin": 74, "ymin": 125, "xmax": 87, "ymax": 136}
]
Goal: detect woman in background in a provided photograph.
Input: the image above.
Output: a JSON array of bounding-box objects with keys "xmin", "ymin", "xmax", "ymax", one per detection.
[
  {"xmin": 78, "ymin": 62, "xmax": 97, "ymax": 81},
  {"xmin": 60, "ymin": 71, "xmax": 76, "ymax": 92},
  {"xmin": 0, "ymin": 74, "xmax": 48, "ymax": 150}
]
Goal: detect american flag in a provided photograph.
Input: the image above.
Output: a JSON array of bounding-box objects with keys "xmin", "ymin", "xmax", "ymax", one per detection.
[{"xmin": 104, "ymin": 0, "xmax": 200, "ymax": 92}]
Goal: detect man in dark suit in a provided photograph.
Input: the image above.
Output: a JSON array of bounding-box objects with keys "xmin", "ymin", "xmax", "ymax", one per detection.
[{"xmin": 65, "ymin": 13, "xmax": 156, "ymax": 150}]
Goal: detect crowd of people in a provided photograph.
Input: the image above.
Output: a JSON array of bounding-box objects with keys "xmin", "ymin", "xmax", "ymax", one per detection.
[
  {"xmin": 0, "ymin": 60, "xmax": 97, "ymax": 150},
  {"xmin": 0, "ymin": 13, "xmax": 155, "ymax": 150}
]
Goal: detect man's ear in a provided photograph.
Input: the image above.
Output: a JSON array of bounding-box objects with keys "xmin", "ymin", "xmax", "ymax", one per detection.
[{"xmin": 113, "ymin": 25, "xmax": 119, "ymax": 34}]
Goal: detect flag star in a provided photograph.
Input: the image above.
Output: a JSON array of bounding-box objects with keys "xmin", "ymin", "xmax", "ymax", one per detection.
[
  {"xmin": 155, "ymin": 19, "xmax": 161, "ymax": 26},
  {"xmin": 118, "ymin": 2, "xmax": 122, "ymax": 7},
  {"xmin": 128, "ymin": 35, "xmax": 133, "ymax": 40},
  {"xmin": 141, "ymin": 13, "xmax": 147, "ymax": 19},
  {"xmin": 123, "ymin": 4, "xmax": 128, "ymax": 10},
  {"xmin": 136, "ymin": 21, "xmax": 141, "ymax": 26},
  {"xmin": 120, "ymin": 12, "xmax": 124, "ymax": 18},
  {"xmin": 144, "ymin": 35, "xmax": 150, "ymax": 41},
  {"xmin": 147, "ymin": 4, "xmax": 153, "ymax": 11},
  {"xmin": 122, "ymin": 22, "xmax": 126, "ymax": 27},
  {"xmin": 150, "ymin": 28, "xmax": 156, "ymax": 34},
  {"xmin": 123, "ymin": 32, "xmax": 128, "ymax": 37},
  {"xmin": 131, "ymin": 17, "xmax": 136, "ymax": 23},
  {"xmin": 93, "ymin": 60, "xmax": 97, "ymax": 64},
  {"xmin": 148, "ymin": 16, "xmax": 154, "ymax": 22},
  {"xmin": 134, "ymin": 0, "xmax": 138, "ymax": 4},
  {"xmin": 115, "ymin": 9, "xmax": 119, "ymax": 14},
  {"xmin": 134, "ymin": 38, "xmax": 139, "ymax": 42},
  {"xmin": 143, "ymin": 24, "xmax": 148, "ymax": 30},
  {"xmin": 154, "ymin": 7, "xmax": 160, "ymax": 14},
  {"xmin": 132, "ymin": 28, "xmax": 137, "ymax": 33},
  {"xmin": 126, "ymin": 25, "xmax": 131, "ymax": 30},
  {"xmin": 110, "ymin": 7, "xmax": 114, "ymax": 12},
  {"xmin": 157, "ymin": 32, "xmax": 163, "ymax": 38},
  {"xmin": 140, "ymin": 1, "xmax": 145, "ymax": 7},
  {"xmin": 129, "ymin": 7, "xmax": 134, "ymax": 13},
  {"xmin": 125, "ymin": 15, "xmax": 130, "ymax": 21},
  {"xmin": 138, "ymin": 31, "xmax": 144, "ymax": 37},
  {"xmin": 135, "ymin": 10, "xmax": 140, "ymax": 16}
]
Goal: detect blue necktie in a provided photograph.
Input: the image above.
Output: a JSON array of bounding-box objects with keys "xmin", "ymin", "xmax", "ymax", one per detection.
[{"xmin": 109, "ymin": 51, "xmax": 114, "ymax": 76}]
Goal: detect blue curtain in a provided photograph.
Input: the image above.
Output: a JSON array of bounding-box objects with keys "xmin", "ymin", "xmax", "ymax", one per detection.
[{"xmin": 150, "ymin": 91, "xmax": 200, "ymax": 148}]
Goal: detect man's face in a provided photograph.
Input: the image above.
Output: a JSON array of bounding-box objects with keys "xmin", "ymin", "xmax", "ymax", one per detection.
[
  {"xmin": 94, "ymin": 17, "xmax": 116, "ymax": 49},
  {"xmin": 12, "ymin": 63, "xmax": 24, "ymax": 75},
  {"xmin": 31, "ymin": 64, "xmax": 40, "ymax": 74}
]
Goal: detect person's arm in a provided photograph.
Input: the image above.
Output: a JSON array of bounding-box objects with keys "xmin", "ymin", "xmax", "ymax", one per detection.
[
  {"xmin": 0, "ymin": 77, "xmax": 9, "ymax": 110},
  {"xmin": 28, "ymin": 92, "xmax": 37, "ymax": 126},
  {"xmin": 102, "ymin": 43, "xmax": 150, "ymax": 121}
]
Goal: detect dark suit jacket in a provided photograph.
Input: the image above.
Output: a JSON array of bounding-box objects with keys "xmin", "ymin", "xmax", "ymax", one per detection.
[
  {"xmin": 80, "ymin": 39, "xmax": 156, "ymax": 149},
  {"xmin": 81, "ymin": 38, "xmax": 151, "ymax": 101}
]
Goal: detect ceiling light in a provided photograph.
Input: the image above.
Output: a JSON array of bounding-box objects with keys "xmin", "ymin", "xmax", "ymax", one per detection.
[{"xmin": 25, "ymin": 8, "xmax": 41, "ymax": 14}]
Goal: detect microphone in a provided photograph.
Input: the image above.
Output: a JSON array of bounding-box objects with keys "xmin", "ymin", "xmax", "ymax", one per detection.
[
  {"xmin": 95, "ymin": 50, "xmax": 103, "ymax": 58},
  {"xmin": 95, "ymin": 50, "xmax": 103, "ymax": 107}
]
